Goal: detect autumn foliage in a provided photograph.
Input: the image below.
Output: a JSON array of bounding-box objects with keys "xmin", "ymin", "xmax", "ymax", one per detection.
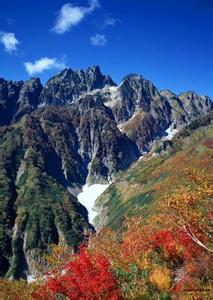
[
  {"xmin": 0, "ymin": 167, "xmax": 211, "ymax": 299},
  {"xmin": 33, "ymin": 246, "xmax": 120, "ymax": 300}
]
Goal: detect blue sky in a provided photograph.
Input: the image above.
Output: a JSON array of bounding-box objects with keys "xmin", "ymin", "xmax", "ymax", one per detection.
[{"xmin": 0, "ymin": 0, "xmax": 212, "ymax": 98}]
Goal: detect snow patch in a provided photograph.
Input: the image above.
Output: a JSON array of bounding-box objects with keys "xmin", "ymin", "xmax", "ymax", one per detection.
[
  {"xmin": 86, "ymin": 85, "xmax": 121, "ymax": 109},
  {"xmin": 117, "ymin": 121, "xmax": 127, "ymax": 131},
  {"xmin": 61, "ymin": 158, "xmax": 68, "ymax": 180},
  {"xmin": 104, "ymin": 87, "xmax": 121, "ymax": 108},
  {"xmin": 164, "ymin": 125, "xmax": 178, "ymax": 140},
  {"xmin": 77, "ymin": 184, "xmax": 109, "ymax": 225},
  {"xmin": 38, "ymin": 102, "xmax": 46, "ymax": 108},
  {"xmin": 27, "ymin": 274, "xmax": 36, "ymax": 283}
]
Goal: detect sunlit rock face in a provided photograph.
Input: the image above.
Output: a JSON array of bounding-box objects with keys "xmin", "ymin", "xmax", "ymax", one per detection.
[{"xmin": 39, "ymin": 65, "xmax": 116, "ymax": 106}]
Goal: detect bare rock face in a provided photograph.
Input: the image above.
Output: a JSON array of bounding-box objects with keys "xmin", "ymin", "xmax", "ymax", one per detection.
[
  {"xmin": 0, "ymin": 78, "xmax": 22, "ymax": 125},
  {"xmin": 178, "ymin": 91, "xmax": 212, "ymax": 118},
  {"xmin": 1, "ymin": 67, "xmax": 211, "ymax": 153},
  {"xmin": 33, "ymin": 98, "xmax": 140, "ymax": 185},
  {"xmin": 74, "ymin": 95, "xmax": 140, "ymax": 182},
  {"xmin": 111, "ymin": 75, "xmax": 171, "ymax": 151},
  {"xmin": 13, "ymin": 78, "xmax": 43, "ymax": 123},
  {"xmin": 39, "ymin": 65, "xmax": 116, "ymax": 106},
  {"xmin": 90, "ymin": 75, "xmax": 212, "ymax": 151},
  {"xmin": 160, "ymin": 89, "xmax": 189, "ymax": 125},
  {"xmin": 160, "ymin": 89, "xmax": 212, "ymax": 125},
  {"xmin": 0, "ymin": 78, "xmax": 43, "ymax": 126}
]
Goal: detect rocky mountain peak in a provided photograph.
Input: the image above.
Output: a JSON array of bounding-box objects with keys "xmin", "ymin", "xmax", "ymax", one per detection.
[
  {"xmin": 119, "ymin": 73, "xmax": 158, "ymax": 98},
  {"xmin": 178, "ymin": 91, "xmax": 212, "ymax": 117},
  {"xmin": 85, "ymin": 65, "xmax": 116, "ymax": 91},
  {"xmin": 121, "ymin": 73, "xmax": 143, "ymax": 82},
  {"xmin": 86, "ymin": 65, "xmax": 101, "ymax": 74},
  {"xmin": 179, "ymin": 90, "xmax": 197, "ymax": 97},
  {"xmin": 160, "ymin": 89, "xmax": 177, "ymax": 99},
  {"xmin": 39, "ymin": 65, "xmax": 116, "ymax": 106},
  {"xmin": 57, "ymin": 68, "xmax": 74, "ymax": 79}
]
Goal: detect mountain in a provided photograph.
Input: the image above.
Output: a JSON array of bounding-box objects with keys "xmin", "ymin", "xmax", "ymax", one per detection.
[
  {"xmin": 0, "ymin": 66, "xmax": 212, "ymax": 279},
  {"xmin": 76, "ymin": 73, "xmax": 212, "ymax": 151}
]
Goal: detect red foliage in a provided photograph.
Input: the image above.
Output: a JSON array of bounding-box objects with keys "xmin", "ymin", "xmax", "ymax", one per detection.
[
  {"xmin": 176, "ymin": 229, "xmax": 202, "ymax": 261},
  {"xmin": 173, "ymin": 273, "xmax": 196, "ymax": 293},
  {"xmin": 33, "ymin": 246, "xmax": 120, "ymax": 300},
  {"xmin": 150, "ymin": 228, "xmax": 205, "ymax": 262},
  {"xmin": 150, "ymin": 229, "xmax": 210, "ymax": 294},
  {"xmin": 150, "ymin": 230, "xmax": 180, "ymax": 259}
]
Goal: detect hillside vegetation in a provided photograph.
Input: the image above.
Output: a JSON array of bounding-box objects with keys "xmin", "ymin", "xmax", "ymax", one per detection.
[
  {"xmin": 94, "ymin": 114, "xmax": 213, "ymax": 231},
  {"xmin": 0, "ymin": 116, "xmax": 92, "ymax": 279}
]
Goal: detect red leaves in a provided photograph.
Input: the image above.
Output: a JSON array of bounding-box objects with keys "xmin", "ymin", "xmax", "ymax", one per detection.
[
  {"xmin": 31, "ymin": 225, "xmax": 210, "ymax": 299},
  {"xmin": 150, "ymin": 228, "xmax": 206, "ymax": 261},
  {"xmin": 33, "ymin": 246, "xmax": 120, "ymax": 300},
  {"xmin": 151, "ymin": 230, "xmax": 180, "ymax": 258}
]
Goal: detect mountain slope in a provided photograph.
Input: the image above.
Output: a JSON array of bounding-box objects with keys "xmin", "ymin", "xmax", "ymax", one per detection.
[
  {"xmin": 0, "ymin": 118, "xmax": 93, "ymax": 279},
  {"xmin": 0, "ymin": 100, "xmax": 139, "ymax": 279},
  {"xmin": 94, "ymin": 114, "xmax": 213, "ymax": 230}
]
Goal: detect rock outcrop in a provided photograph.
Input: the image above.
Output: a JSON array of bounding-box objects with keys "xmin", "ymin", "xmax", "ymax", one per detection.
[
  {"xmin": 39, "ymin": 66, "xmax": 116, "ymax": 106},
  {"xmin": 0, "ymin": 78, "xmax": 43, "ymax": 126}
]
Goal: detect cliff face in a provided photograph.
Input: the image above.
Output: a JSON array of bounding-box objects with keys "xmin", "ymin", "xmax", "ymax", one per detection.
[
  {"xmin": 0, "ymin": 66, "xmax": 212, "ymax": 279},
  {"xmin": 75, "ymin": 73, "xmax": 212, "ymax": 151},
  {"xmin": 39, "ymin": 66, "xmax": 116, "ymax": 106},
  {"xmin": 1, "ymin": 67, "xmax": 211, "ymax": 152},
  {"xmin": 0, "ymin": 78, "xmax": 43, "ymax": 126}
]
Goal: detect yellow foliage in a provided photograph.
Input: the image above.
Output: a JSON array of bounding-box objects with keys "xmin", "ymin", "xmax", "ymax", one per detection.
[
  {"xmin": 0, "ymin": 279, "xmax": 37, "ymax": 300},
  {"xmin": 135, "ymin": 251, "xmax": 152, "ymax": 270},
  {"xmin": 89, "ymin": 228, "xmax": 132, "ymax": 271},
  {"xmin": 149, "ymin": 266, "xmax": 172, "ymax": 291},
  {"xmin": 164, "ymin": 167, "xmax": 212, "ymax": 245},
  {"xmin": 44, "ymin": 244, "xmax": 72, "ymax": 273}
]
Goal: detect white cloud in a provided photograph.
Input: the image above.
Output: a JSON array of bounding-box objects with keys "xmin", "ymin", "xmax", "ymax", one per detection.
[
  {"xmin": 104, "ymin": 17, "xmax": 116, "ymax": 27},
  {"xmin": 88, "ymin": 0, "xmax": 100, "ymax": 12},
  {"xmin": 24, "ymin": 57, "xmax": 66, "ymax": 75},
  {"xmin": 0, "ymin": 32, "xmax": 19, "ymax": 53},
  {"xmin": 52, "ymin": 0, "xmax": 100, "ymax": 34},
  {"xmin": 90, "ymin": 33, "xmax": 107, "ymax": 46}
]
